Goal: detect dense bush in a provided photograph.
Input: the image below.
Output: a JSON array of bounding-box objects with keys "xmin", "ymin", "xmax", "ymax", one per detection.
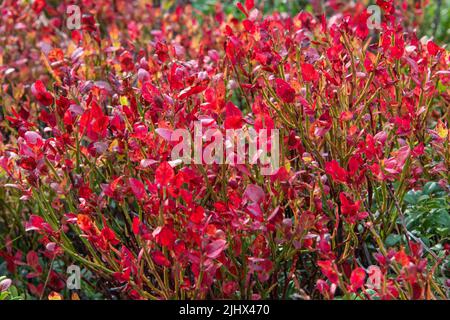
[{"xmin": 0, "ymin": 0, "xmax": 449, "ymax": 300}]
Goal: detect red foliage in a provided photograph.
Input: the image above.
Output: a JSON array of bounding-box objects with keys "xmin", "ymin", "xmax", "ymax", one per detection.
[{"xmin": 0, "ymin": 0, "xmax": 448, "ymax": 300}]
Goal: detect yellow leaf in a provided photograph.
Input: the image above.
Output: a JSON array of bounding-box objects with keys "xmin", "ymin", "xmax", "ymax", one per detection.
[
  {"xmin": 41, "ymin": 52, "xmax": 62, "ymax": 85},
  {"xmin": 436, "ymin": 120, "xmax": 448, "ymax": 139},
  {"xmin": 71, "ymin": 292, "xmax": 80, "ymax": 300},
  {"xmin": 284, "ymin": 160, "xmax": 291, "ymax": 172},
  {"xmin": 162, "ymin": 0, "xmax": 175, "ymax": 11},
  {"xmin": 13, "ymin": 84, "xmax": 25, "ymax": 100},
  {"xmin": 120, "ymin": 96, "xmax": 129, "ymax": 106},
  {"xmin": 109, "ymin": 139, "xmax": 119, "ymax": 152},
  {"xmin": 110, "ymin": 24, "xmax": 120, "ymax": 48},
  {"xmin": 48, "ymin": 292, "xmax": 63, "ymax": 300},
  {"xmin": 302, "ymin": 154, "xmax": 313, "ymax": 164}
]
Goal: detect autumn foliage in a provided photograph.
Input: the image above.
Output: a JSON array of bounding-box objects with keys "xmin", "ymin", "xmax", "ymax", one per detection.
[{"xmin": 0, "ymin": 0, "xmax": 449, "ymax": 300}]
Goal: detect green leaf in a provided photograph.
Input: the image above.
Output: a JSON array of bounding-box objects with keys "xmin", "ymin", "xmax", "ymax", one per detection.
[
  {"xmin": 435, "ymin": 211, "xmax": 450, "ymax": 228},
  {"xmin": 385, "ymin": 234, "xmax": 402, "ymax": 247},
  {"xmin": 423, "ymin": 182, "xmax": 440, "ymax": 195},
  {"xmin": 0, "ymin": 291, "xmax": 10, "ymax": 300},
  {"xmin": 417, "ymin": 194, "xmax": 430, "ymax": 202},
  {"xmin": 404, "ymin": 190, "xmax": 419, "ymax": 204}
]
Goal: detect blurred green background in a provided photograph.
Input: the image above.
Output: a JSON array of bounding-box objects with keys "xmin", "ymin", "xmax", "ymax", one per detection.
[
  {"xmin": 421, "ymin": 0, "xmax": 449, "ymax": 44},
  {"xmin": 176, "ymin": 0, "xmax": 449, "ymax": 44}
]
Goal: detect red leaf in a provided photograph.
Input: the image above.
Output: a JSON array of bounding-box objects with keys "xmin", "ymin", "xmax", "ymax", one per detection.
[
  {"xmin": 25, "ymin": 215, "xmax": 52, "ymax": 234},
  {"xmin": 206, "ymin": 239, "xmax": 227, "ymax": 259},
  {"xmin": 224, "ymin": 101, "xmax": 243, "ymax": 129},
  {"xmin": 394, "ymin": 247, "xmax": 410, "ymax": 267},
  {"xmin": 246, "ymin": 202, "xmax": 263, "ymax": 219},
  {"xmin": 427, "ymin": 40, "xmax": 442, "ymax": 56},
  {"xmin": 254, "ymin": 113, "xmax": 274, "ymax": 132},
  {"xmin": 243, "ymin": 184, "xmax": 265, "ymax": 203},
  {"xmin": 178, "ymin": 85, "xmax": 207, "ymax": 100},
  {"xmin": 31, "ymin": 80, "xmax": 53, "ymax": 106},
  {"xmin": 317, "ymin": 260, "xmax": 339, "ymax": 284},
  {"xmin": 168, "ymin": 63, "xmax": 185, "ymax": 90},
  {"xmin": 155, "ymin": 128, "xmax": 173, "ymax": 141},
  {"xmin": 245, "ymin": 0, "xmax": 254, "ymax": 11},
  {"xmin": 79, "ymin": 101, "xmax": 109, "ymax": 141},
  {"xmin": 242, "ymin": 19, "xmax": 255, "ymax": 33},
  {"xmin": 129, "ymin": 178, "xmax": 146, "ymax": 200},
  {"xmin": 350, "ymin": 267, "xmax": 366, "ymax": 291},
  {"xmin": 236, "ymin": 2, "xmax": 248, "ymax": 17},
  {"xmin": 31, "ymin": 0, "xmax": 46, "ymax": 14},
  {"xmin": 339, "ymin": 192, "xmax": 362, "ymax": 221},
  {"xmin": 101, "ymin": 226, "xmax": 119, "ymax": 245},
  {"xmin": 141, "ymin": 81, "xmax": 158, "ymax": 102},
  {"xmin": 155, "ymin": 161, "xmax": 174, "ymax": 186},
  {"xmin": 325, "ymin": 160, "xmax": 348, "ymax": 183},
  {"xmin": 24, "ymin": 131, "xmax": 43, "ymax": 146},
  {"xmin": 384, "ymin": 146, "xmax": 411, "ymax": 174},
  {"xmin": 152, "ymin": 251, "xmax": 171, "ymax": 267},
  {"xmin": 275, "ymin": 79, "xmax": 295, "ymax": 103},
  {"xmin": 132, "ymin": 217, "xmax": 140, "ymax": 235},
  {"xmin": 301, "ymin": 63, "xmax": 319, "ymax": 82},
  {"xmin": 26, "ymin": 251, "xmax": 40, "ymax": 269},
  {"xmin": 412, "ymin": 143, "xmax": 424, "ymax": 157},
  {"xmin": 189, "ymin": 206, "xmax": 204, "ymax": 224},
  {"xmin": 18, "ymin": 157, "xmax": 37, "ymax": 171},
  {"xmin": 32, "ymin": 79, "xmax": 46, "ymax": 93},
  {"xmin": 154, "ymin": 226, "xmax": 176, "ymax": 249}
]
